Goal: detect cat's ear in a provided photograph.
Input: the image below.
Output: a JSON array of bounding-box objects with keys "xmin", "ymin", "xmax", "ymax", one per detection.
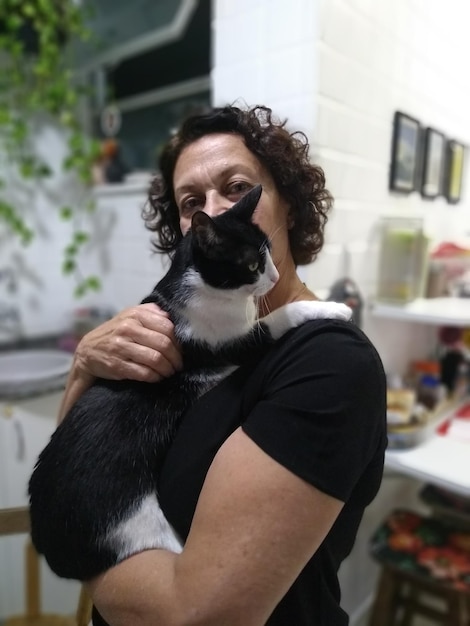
[
  {"xmin": 231, "ymin": 184, "xmax": 262, "ymax": 221},
  {"xmin": 191, "ymin": 211, "xmax": 222, "ymax": 248}
]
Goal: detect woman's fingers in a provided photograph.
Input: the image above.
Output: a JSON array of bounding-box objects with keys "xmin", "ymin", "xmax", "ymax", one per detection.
[
  {"xmin": 75, "ymin": 303, "xmax": 183, "ymax": 382},
  {"xmin": 115, "ymin": 341, "xmax": 181, "ymax": 382},
  {"xmin": 115, "ymin": 306, "xmax": 183, "ymax": 373}
]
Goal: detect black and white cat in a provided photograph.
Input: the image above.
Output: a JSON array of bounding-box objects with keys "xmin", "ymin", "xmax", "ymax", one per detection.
[{"xmin": 28, "ymin": 185, "xmax": 351, "ymax": 582}]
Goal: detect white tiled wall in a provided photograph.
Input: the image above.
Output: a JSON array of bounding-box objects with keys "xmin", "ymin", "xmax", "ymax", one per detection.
[{"xmin": 213, "ymin": 0, "xmax": 318, "ymax": 135}]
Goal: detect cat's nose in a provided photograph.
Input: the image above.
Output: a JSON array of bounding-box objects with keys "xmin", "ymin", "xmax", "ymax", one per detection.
[{"xmin": 269, "ymin": 266, "xmax": 279, "ymax": 286}]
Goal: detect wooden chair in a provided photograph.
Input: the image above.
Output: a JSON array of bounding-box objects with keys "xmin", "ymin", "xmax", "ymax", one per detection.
[
  {"xmin": 368, "ymin": 509, "xmax": 470, "ymax": 626},
  {"xmin": 419, "ymin": 484, "xmax": 470, "ymax": 531},
  {"xmin": 0, "ymin": 506, "xmax": 92, "ymax": 626}
]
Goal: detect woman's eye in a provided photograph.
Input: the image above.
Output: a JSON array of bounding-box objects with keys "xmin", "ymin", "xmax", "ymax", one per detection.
[
  {"xmin": 248, "ymin": 262, "xmax": 259, "ymax": 272},
  {"xmin": 228, "ymin": 181, "xmax": 251, "ymax": 197},
  {"xmin": 181, "ymin": 197, "xmax": 201, "ymax": 214}
]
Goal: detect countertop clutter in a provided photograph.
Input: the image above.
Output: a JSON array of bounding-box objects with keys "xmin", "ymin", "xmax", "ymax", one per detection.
[
  {"xmin": 376, "ymin": 260, "xmax": 470, "ymax": 498},
  {"xmin": 385, "ymin": 338, "xmax": 469, "ymax": 451},
  {"xmin": 385, "ymin": 398, "xmax": 470, "ymax": 497},
  {"xmin": 372, "ymin": 228, "xmax": 470, "ymax": 449}
]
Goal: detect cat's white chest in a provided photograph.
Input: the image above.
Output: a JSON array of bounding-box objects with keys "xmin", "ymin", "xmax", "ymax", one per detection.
[
  {"xmin": 185, "ymin": 297, "xmax": 255, "ymax": 344},
  {"xmin": 180, "ymin": 271, "xmax": 257, "ymax": 345}
]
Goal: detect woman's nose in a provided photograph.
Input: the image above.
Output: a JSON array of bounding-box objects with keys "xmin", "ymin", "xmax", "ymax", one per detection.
[{"xmin": 204, "ymin": 191, "xmax": 232, "ymax": 218}]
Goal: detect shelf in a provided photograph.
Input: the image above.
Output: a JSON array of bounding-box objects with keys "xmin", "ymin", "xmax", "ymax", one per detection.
[{"xmin": 371, "ymin": 297, "xmax": 470, "ymax": 326}]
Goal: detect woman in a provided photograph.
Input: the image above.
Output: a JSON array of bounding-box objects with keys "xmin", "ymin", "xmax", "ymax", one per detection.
[{"xmin": 62, "ymin": 105, "xmax": 387, "ymax": 625}]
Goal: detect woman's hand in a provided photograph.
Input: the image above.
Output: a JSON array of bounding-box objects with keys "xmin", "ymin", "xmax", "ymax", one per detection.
[
  {"xmin": 58, "ymin": 303, "xmax": 182, "ymax": 423},
  {"xmin": 75, "ymin": 303, "xmax": 183, "ymax": 384}
]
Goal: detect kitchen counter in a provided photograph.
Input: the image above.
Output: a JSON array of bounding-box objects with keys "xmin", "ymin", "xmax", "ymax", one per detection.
[{"xmin": 0, "ymin": 333, "xmax": 68, "ymax": 353}]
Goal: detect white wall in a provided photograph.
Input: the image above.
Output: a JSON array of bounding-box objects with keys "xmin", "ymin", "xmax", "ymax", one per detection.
[{"xmin": 212, "ymin": 0, "xmax": 318, "ymax": 137}]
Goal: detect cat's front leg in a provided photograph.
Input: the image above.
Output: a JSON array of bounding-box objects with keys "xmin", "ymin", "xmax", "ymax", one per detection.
[{"xmin": 261, "ymin": 300, "xmax": 352, "ymax": 340}]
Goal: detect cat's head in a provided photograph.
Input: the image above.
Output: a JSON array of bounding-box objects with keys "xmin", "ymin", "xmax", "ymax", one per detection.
[{"xmin": 190, "ymin": 185, "xmax": 279, "ymax": 297}]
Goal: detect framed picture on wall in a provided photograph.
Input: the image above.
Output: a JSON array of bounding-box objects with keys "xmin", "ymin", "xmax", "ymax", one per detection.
[
  {"xmin": 389, "ymin": 111, "xmax": 421, "ymax": 193},
  {"xmin": 421, "ymin": 127, "xmax": 445, "ymax": 199},
  {"xmin": 444, "ymin": 140, "xmax": 465, "ymax": 204}
]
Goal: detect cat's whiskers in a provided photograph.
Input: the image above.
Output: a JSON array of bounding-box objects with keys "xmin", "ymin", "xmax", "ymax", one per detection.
[
  {"xmin": 264, "ymin": 224, "xmax": 283, "ymax": 244},
  {"xmin": 245, "ymin": 299, "xmax": 255, "ymax": 327},
  {"xmin": 259, "ymin": 240, "xmax": 269, "ymax": 254},
  {"xmin": 255, "ymin": 295, "xmax": 271, "ymax": 323}
]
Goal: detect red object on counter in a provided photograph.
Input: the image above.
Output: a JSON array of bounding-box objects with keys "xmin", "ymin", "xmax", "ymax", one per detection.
[
  {"xmin": 437, "ymin": 402, "xmax": 470, "ymax": 438},
  {"xmin": 431, "ymin": 242, "xmax": 470, "ymax": 258}
]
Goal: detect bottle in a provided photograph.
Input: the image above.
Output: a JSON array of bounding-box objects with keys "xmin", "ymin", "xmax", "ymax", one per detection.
[
  {"xmin": 454, "ymin": 362, "xmax": 469, "ymax": 400},
  {"xmin": 417, "ymin": 375, "xmax": 441, "ymax": 410}
]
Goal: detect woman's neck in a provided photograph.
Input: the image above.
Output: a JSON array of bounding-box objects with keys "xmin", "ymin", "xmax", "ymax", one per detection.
[{"xmin": 258, "ymin": 272, "xmax": 317, "ymax": 317}]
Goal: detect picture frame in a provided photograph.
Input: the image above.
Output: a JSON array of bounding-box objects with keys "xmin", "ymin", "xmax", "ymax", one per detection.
[
  {"xmin": 389, "ymin": 111, "xmax": 421, "ymax": 193},
  {"xmin": 444, "ymin": 140, "xmax": 465, "ymax": 204},
  {"xmin": 420, "ymin": 127, "xmax": 446, "ymax": 199}
]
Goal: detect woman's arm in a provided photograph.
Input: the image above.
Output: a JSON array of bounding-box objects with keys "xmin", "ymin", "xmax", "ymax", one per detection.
[
  {"xmin": 58, "ymin": 303, "xmax": 182, "ymax": 422},
  {"xmin": 87, "ymin": 427, "xmax": 344, "ymax": 626}
]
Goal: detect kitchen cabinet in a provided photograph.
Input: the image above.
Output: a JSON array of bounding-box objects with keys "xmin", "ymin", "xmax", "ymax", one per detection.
[{"xmin": 0, "ymin": 393, "xmax": 81, "ymax": 620}]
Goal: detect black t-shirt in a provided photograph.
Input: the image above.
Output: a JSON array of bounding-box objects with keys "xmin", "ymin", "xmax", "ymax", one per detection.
[{"xmin": 93, "ymin": 319, "xmax": 387, "ymax": 626}]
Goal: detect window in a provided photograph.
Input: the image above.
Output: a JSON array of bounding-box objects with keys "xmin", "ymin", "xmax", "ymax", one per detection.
[{"xmin": 77, "ymin": 0, "xmax": 211, "ymax": 171}]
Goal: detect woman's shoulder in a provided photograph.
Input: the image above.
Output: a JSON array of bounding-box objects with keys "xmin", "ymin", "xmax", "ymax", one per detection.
[
  {"xmin": 287, "ymin": 316, "xmax": 374, "ymax": 343},
  {"xmin": 241, "ymin": 318, "xmax": 387, "ymax": 502},
  {"xmin": 271, "ymin": 318, "xmax": 384, "ymax": 376},
  {"xmin": 247, "ymin": 318, "xmax": 388, "ymax": 426},
  {"xmin": 244, "ymin": 317, "xmax": 387, "ymax": 422}
]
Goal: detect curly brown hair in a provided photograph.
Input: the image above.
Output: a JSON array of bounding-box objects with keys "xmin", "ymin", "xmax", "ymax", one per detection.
[{"xmin": 144, "ymin": 105, "xmax": 333, "ymax": 265}]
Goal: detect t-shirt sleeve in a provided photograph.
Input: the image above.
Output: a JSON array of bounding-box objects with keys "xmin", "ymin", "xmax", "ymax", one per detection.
[{"xmin": 241, "ymin": 320, "xmax": 387, "ymax": 502}]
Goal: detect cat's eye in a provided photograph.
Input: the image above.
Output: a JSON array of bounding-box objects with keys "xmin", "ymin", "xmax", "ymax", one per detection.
[{"xmin": 248, "ymin": 262, "xmax": 259, "ymax": 272}]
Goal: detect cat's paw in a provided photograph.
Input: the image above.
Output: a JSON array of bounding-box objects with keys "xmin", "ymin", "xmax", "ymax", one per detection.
[
  {"xmin": 306, "ymin": 300, "xmax": 353, "ymax": 321},
  {"xmin": 263, "ymin": 300, "xmax": 352, "ymax": 340},
  {"xmin": 282, "ymin": 300, "xmax": 352, "ymax": 325}
]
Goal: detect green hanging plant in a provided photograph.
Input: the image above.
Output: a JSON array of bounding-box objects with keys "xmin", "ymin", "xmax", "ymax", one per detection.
[{"xmin": 0, "ymin": 0, "xmax": 102, "ymax": 298}]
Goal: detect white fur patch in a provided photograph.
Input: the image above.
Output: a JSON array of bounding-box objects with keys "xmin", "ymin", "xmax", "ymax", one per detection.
[
  {"xmin": 108, "ymin": 494, "xmax": 183, "ymax": 560},
  {"xmin": 253, "ymin": 250, "xmax": 279, "ymax": 296},
  {"xmin": 262, "ymin": 301, "xmax": 352, "ymax": 340},
  {"xmin": 179, "ymin": 269, "xmax": 258, "ymax": 345}
]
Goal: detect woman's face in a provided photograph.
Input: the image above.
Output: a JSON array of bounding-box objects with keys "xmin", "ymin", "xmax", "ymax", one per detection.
[{"xmin": 173, "ymin": 133, "xmax": 292, "ymax": 268}]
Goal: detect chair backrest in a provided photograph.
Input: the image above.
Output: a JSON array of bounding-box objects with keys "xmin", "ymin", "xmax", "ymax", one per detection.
[
  {"xmin": 0, "ymin": 506, "xmax": 92, "ymax": 626},
  {"xmin": 0, "ymin": 506, "xmax": 30, "ymax": 536}
]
